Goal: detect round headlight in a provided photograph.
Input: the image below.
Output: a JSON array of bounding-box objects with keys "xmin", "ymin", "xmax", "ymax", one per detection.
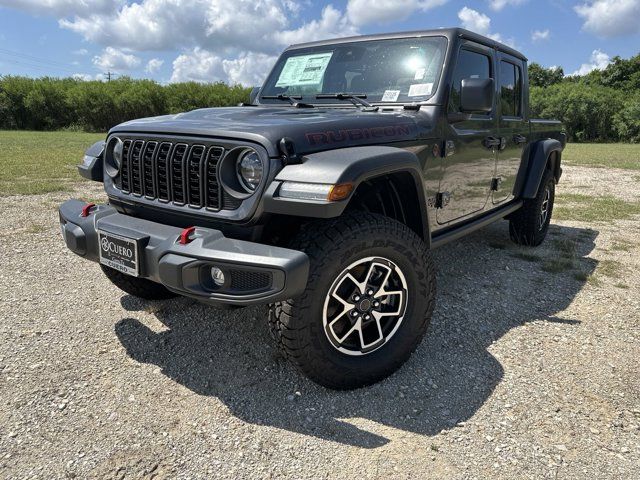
[
  {"xmin": 236, "ymin": 149, "xmax": 263, "ymax": 192},
  {"xmin": 105, "ymin": 137, "xmax": 123, "ymax": 178},
  {"xmin": 112, "ymin": 138, "xmax": 123, "ymax": 169}
]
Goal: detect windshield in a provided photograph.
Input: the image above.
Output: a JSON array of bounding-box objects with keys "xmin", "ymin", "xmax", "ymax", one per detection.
[{"xmin": 260, "ymin": 36, "xmax": 447, "ymax": 105}]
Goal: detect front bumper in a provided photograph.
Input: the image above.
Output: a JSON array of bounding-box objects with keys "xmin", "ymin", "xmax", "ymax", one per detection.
[{"xmin": 58, "ymin": 199, "xmax": 309, "ymax": 305}]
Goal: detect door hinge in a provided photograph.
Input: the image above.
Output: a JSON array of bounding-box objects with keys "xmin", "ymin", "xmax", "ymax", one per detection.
[
  {"xmin": 435, "ymin": 191, "xmax": 451, "ymax": 208},
  {"xmin": 444, "ymin": 140, "xmax": 455, "ymax": 157},
  {"xmin": 490, "ymin": 177, "xmax": 502, "ymax": 191}
]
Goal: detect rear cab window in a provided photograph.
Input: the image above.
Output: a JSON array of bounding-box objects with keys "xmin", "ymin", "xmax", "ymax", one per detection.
[{"xmin": 499, "ymin": 60, "xmax": 523, "ymax": 118}]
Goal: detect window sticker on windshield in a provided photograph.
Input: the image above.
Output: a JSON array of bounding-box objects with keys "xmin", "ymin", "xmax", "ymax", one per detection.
[
  {"xmin": 408, "ymin": 83, "xmax": 433, "ymax": 97},
  {"xmin": 381, "ymin": 90, "xmax": 400, "ymax": 102},
  {"xmin": 414, "ymin": 68, "xmax": 426, "ymax": 80},
  {"xmin": 275, "ymin": 52, "xmax": 333, "ymax": 87}
]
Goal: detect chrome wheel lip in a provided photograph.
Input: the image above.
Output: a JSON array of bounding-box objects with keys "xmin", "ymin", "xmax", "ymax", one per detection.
[
  {"xmin": 322, "ymin": 256, "xmax": 408, "ymax": 356},
  {"xmin": 539, "ymin": 187, "xmax": 551, "ymax": 231}
]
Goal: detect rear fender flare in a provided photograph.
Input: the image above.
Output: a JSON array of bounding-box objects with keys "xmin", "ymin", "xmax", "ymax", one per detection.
[{"xmin": 517, "ymin": 139, "xmax": 563, "ymax": 199}]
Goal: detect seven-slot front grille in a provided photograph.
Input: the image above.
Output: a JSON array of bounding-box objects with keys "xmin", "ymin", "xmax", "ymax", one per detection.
[{"xmin": 116, "ymin": 139, "xmax": 233, "ymax": 210}]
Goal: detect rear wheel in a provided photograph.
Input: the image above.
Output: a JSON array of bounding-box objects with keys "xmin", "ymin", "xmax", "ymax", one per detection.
[
  {"xmin": 509, "ymin": 169, "xmax": 555, "ymax": 246},
  {"xmin": 268, "ymin": 213, "xmax": 436, "ymax": 390},
  {"xmin": 100, "ymin": 265, "xmax": 177, "ymax": 300}
]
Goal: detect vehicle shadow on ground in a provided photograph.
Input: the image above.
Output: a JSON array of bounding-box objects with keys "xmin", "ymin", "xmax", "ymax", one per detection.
[{"xmin": 114, "ymin": 222, "xmax": 598, "ymax": 448}]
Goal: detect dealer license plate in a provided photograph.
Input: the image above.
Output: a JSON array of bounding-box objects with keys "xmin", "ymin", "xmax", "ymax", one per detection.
[{"xmin": 97, "ymin": 230, "xmax": 139, "ymax": 277}]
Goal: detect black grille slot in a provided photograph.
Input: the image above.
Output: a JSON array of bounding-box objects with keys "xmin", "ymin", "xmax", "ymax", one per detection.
[
  {"xmin": 130, "ymin": 140, "xmax": 144, "ymax": 195},
  {"xmin": 156, "ymin": 142, "xmax": 172, "ymax": 201},
  {"xmin": 170, "ymin": 144, "xmax": 187, "ymax": 204},
  {"xmin": 187, "ymin": 145, "xmax": 205, "ymax": 207},
  {"xmin": 229, "ymin": 270, "xmax": 272, "ymax": 292},
  {"xmin": 142, "ymin": 141, "xmax": 157, "ymax": 198},
  {"xmin": 205, "ymin": 147, "xmax": 224, "ymax": 210},
  {"xmin": 120, "ymin": 140, "xmax": 132, "ymax": 192}
]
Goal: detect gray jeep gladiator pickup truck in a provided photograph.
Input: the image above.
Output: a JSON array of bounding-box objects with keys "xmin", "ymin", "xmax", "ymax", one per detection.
[{"xmin": 59, "ymin": 28, "xmax": 565, "ymax": 389}]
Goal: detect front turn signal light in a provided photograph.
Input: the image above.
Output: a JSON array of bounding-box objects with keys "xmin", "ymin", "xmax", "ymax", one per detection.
[
  {"xmin": 327, "ymin": 183, "xmax": 353, "ymax": 201},
  {"xmin": 279, "ymin": 182, "xmax": 353, "ymax": 202}
]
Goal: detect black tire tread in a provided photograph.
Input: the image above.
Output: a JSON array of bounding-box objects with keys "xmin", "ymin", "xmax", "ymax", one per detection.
[{"xmin": 509, "ymin": 169, "xmax": 555, "ymax": 247}]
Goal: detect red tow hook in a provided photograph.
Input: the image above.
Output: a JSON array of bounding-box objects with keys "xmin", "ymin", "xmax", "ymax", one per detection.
[
  {"xmin": 179, "ymin": 226, "xmax": 197, "ymax": 245},
  {"xmin": 80, "ymin": 203, "xmax": 96, "ymax": 217}
]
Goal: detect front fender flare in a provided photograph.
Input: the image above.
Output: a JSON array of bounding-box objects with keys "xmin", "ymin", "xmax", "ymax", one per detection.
[{"xmin": 262, "ymin": 146, "xmax": 430, "ymax": 240}]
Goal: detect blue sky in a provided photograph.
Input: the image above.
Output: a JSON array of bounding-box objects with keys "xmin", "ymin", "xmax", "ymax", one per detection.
[{"xmin": 0, "ymin": 0, "xmax": 638, "ymax": 85}]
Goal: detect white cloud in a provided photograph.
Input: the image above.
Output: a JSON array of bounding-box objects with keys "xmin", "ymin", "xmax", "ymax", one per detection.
[
  {"xmin": 92, "ymin": 47, "xmax": 141, "ymax": 72},
  {"xmin": 221, "ymin": 52, "xmax": 279, "ymax": 86},
  {"xmin": 574, "ymin": 0, "xmax": 640, "ymax": 37},
  {"xmin": 458, "ymin": 7, "xmax": 491, "ymax": 35},
  {"xmin": 72, "ymin": 73, "xmax": 93, "ymax": 81},
  {"xmin": 571, "ymin": 49, "xmax": 611, "ymax": 75},
  {"xmin": 73, "ymin": 48, "xmax": 88, "ymax": 55},
  {"xmin": 457, "ymin": 7, "xmax": 515, "ymax": 47},
  {"xmin": 170, "ymin": 48, "xmax": 276, "ymax": 86},
  {"xmin": 1, "ymin": 0, "xmax": 365, "ymax": 84},
  {"xmin": 531, "ymin": 29, "xmax": 550, "ymax": 41},
  {"xmin": 274, "ymin": 5, "xmax": 358, "ymax": 46},
  {"xmin": 72, "ymin": 73, "xmax": 104, "ymax": 81},
  {"xmin": 489, "ymin": 0, "xmax": 526, "ymax": 11},
  {"xmin": 145, "ymin": 58, "xmax": 164, "ymax": 74},
  {"xmin": 59, "ymin": 0, "xmax": 291, "ymax": 53},
  {"xmin": 346, "ymin": 0, "xmax": 448, "ymax": 27}
]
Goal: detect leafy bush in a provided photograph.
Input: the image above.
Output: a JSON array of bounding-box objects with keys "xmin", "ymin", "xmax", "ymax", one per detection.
[
  {"xmin": 0, "ymin": 76, "xmax": 251, "ymax": 132},
  {"xmin": 529, "ymin": 53, "xmax": 639, "ymax": 143}
]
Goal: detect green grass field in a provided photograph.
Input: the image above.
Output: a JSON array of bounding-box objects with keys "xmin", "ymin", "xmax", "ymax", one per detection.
[
  {"xmin": 0, "ymin": 130, "xmax": 104, "ymax": 196},
  {"xmin": 562, "ymin": 143, "xmax": 640, "ymax": 170},
  {"xmin": 0, "ymin": 130, "xmax": 638, "ymax": 196}
]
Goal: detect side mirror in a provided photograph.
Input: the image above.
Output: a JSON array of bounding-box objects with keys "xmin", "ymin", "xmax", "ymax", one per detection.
[
  {"xmin": 460, "ymin": 78, "xmax": 494, "ymax": 113},
  {"xmin": 249, "ymin": 87, "xmax": 260, "ymax": 104}
]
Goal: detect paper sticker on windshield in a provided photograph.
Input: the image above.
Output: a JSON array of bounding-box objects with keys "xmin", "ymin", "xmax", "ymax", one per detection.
[
  {"xmin": 381, "ymin": 90, "xmax": 400, "ymax": 102},
  {"xmin": 408, "ymin": 83, "xmax": 433, "ymax": 97},
  {"xmin": 414, "ymin": 68, "xmax": 426, "ymax": 80},
  {"xmin": 275, "ymin": 52, "xmax": 333, "ymax": 87}
]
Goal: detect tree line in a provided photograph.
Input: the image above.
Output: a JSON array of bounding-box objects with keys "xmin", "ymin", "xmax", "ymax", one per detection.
[
  {"xmin": 0, "ymin": 51, "xmax": 638, "ymax": 142},
  {"xmin": 0, "ymin": 76, "xmax": 251, "ymax": 132},
  {"xmin": 529, "ymin": 53, "xmax": 639, "ymax": 143}
]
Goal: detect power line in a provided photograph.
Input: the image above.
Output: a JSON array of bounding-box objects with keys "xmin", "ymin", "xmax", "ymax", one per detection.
[{"xmin": 0, "ymin": 47, "xmax": 80, "ymax": 71}]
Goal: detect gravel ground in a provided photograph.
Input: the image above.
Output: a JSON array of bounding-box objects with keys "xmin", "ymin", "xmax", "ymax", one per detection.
[{"xmin": 1, "ymin": 165, "xmax": 638, "ymax": 479}]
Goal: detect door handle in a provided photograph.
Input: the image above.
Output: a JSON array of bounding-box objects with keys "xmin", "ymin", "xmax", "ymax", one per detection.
[
  {"xmin": 483, "ymin": 136, "xmax": 501, "ymax": 149},
  {"xmin": 513, "ymin": 134, "xmax": 527, "ymax": 145}
]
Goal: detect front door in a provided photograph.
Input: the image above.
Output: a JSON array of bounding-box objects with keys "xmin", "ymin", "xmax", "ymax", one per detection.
[
  {"xmin": 437, "ymin": 43, "xmax": 497, "ymax": 225},
  {"xmin": 494, "ymin": 54, "xmax": 528, "ymax": 203}
]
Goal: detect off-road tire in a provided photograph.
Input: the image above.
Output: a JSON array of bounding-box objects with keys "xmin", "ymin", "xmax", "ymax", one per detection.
[
  {"xmin": 100, "ymin": 265, "xmax": 177, "ymax": 300},
  {"xmin": 509, "ymin": 169, "xmax": 555, "ymax": 246},
  {"xmin": 268, "ymin": 213, "xmax": 436, "ymax": 390}
]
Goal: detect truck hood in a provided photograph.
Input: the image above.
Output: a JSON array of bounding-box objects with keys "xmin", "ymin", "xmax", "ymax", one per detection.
[{"xmin": 109, "ymin": 106, "xmax": 436, "ymax": 157}]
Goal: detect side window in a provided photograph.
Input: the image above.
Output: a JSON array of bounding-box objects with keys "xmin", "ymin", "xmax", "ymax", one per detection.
[
  {"xmin": 499, "ymin": 60, "xmax": 522, "ymax": 117},
  {"xmin": 449, "ymin": 49, "xmax": 491, "ymax": 113}
]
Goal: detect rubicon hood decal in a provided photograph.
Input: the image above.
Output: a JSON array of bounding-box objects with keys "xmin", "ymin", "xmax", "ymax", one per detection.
[{"xmin": 110, "ymin": 106, "xmax": 434, "ymax": 156}]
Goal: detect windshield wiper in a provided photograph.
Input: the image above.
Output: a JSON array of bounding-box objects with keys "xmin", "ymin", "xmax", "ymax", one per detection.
[
  {"xmin": 315, "ymin": 93, "xmax": 379, "ymax": 112},
  {"xmin": 260, "ymin": 94, "xmax": 314, "ymax": 108}
]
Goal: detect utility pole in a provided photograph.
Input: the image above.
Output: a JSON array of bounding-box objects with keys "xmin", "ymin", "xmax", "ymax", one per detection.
[{"xmin": 104, "ymin": 71, "xmax": 113, "ymax": 82}]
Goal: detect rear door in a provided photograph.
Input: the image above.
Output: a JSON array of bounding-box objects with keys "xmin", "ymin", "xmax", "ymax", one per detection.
[
  {"xmin": 438, "ymin": 43, "xmax": 497, "ymax": 225},
  {"xmin": 493, "ymin": 54, "xmax": 528, "ymax": 203}
]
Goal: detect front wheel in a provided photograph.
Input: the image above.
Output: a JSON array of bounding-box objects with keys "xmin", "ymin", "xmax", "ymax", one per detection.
[{"xmin": 268, "ymin": 213, "xmax": 436, "ymax": 390}]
